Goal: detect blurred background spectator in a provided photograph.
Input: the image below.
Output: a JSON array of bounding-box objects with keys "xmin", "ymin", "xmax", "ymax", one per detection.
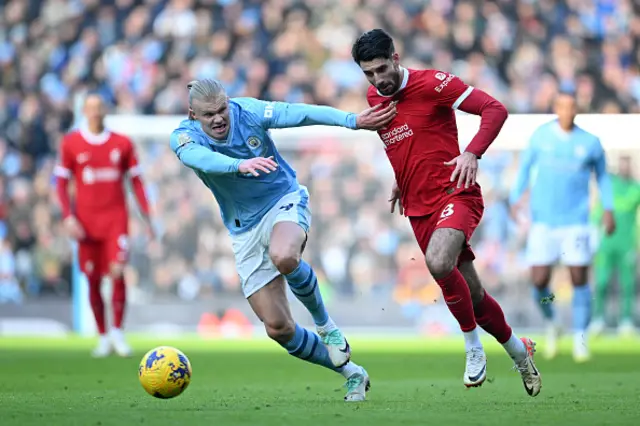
[{"xmin": 0, "ymin": 0, "xmax": 637, "ymax": 310}]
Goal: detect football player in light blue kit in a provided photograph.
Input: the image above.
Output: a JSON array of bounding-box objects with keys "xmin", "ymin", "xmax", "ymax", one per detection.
[
  {"xmin": 170, "ymin": 79, "xmax": 396, "ymax": 401},
  {"xmin": 510, "ymin": 92, "xmax": 615, "ymax": 362}
]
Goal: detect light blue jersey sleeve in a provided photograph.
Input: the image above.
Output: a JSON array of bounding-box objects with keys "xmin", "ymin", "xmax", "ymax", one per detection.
[
  {"xmin": 591, "ymin": 138, "xmax": 614, "ymax": 211},
  {"xmin": 170, "ymin": 130, "xmax": 242, "ymax": 175},
  {"xmin": 509, "ymin": 129, "xmax": 539, "ymax": 205},
  {"xmin": 239, "ymin": 98, "xmax": 358, "ymax": 130}
]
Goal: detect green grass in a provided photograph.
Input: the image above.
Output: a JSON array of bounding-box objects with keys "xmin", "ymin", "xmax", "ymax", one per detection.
[{"xmin": 1, "ymin": 336, "xmax": 639, "ymax": 425}]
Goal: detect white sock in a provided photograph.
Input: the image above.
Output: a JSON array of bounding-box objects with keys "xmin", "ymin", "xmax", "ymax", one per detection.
[
  {"xmin": 317, "ymin": 317, "xmax": 338, "ymax": 334},
  {"xmin": 339, "ymin": 361, "xmax": 361, "ymax": 379},
  {"xmin": 502, "ymin": 333, "xmax": 527, "ymax": 363},
  {"xmin": 574, "ymin": 332, "xmax": 586, "ymax": 348},
  {"xmin": 463, "ymin": 328, "xmax": 483, "ymax": 352}
]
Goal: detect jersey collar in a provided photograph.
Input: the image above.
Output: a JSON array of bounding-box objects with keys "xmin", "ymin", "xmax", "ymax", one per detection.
[{"xmin": 80, "ymin": 125, "xmax": 111, "ymax": 145}]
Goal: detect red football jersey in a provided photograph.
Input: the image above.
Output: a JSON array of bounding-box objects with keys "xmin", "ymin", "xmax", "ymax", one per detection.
[
  {"xmin": 54, "ymin": 128, "xmax": 141, "ymax": 236},
  {"xmin": 367, "ymin": 68, "xmax": 482, "ymax": 217}
]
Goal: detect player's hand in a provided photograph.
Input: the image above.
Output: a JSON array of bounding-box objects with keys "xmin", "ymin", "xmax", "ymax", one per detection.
[
  {"xmin": 356, "ymin": 102, "xmax": 397, "ymax": 130},
  {"xmin": 63, "ymin": 216, "xmax": 85, "ymax": 240},
  {"xmin": 602, "ymin": 210, "xmax": 616, "ymax": 235},
  {"xmin": 239, "ymin": 156, "xmax": 278, "ymax": 177},
  {"xmin": 444, "ymin": 151, "xmax": 478, "ymax": 189},
  {"xmin": 389, "ymin": 182, "xmax": 403, "ymax": 215}
]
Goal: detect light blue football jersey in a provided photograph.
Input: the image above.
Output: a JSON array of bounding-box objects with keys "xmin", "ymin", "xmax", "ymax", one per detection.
[
  {"xmin": 170, "ymin": 98, "xmax": 357, "ymax": 235},
  {"xmin": 510, "ymin": 120, "xmax": 613, "ymax": 227}
]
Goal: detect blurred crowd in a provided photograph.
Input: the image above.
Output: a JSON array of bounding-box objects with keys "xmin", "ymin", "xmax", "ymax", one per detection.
[{"xmin": 1, "ymin": 0, "xmax": 639, "ymax": 305}]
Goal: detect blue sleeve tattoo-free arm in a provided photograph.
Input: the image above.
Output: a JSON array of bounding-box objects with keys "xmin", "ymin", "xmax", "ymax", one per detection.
[
  {"xmin": 593, "ymin": 141, "xmax": 614, "ymax": 210},
  {"xmin": 170, "ymin": 132, "xmax": 241, "ymax": 175},
  {"xmin": 261, "ymin": 101, "xmax": 358, "ymax": 130},
  {"xmin": 509, "ymin": 137, "xmax": 536, "ymax": 205}
]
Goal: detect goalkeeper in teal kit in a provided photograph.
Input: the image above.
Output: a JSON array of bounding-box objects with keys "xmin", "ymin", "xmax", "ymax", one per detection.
[
  {"xmin": 591, "ymin": 155, "xmax": 640, "ymax": 336},
  {"xmin": 170, "ymin": 79, "xmax": 396, "ymax": 401}
]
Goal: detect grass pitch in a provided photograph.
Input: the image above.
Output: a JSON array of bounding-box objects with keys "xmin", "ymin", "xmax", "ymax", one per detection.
[{"xmin": 1, "ymin": 336, "xmax": 639, "ymax": 425}]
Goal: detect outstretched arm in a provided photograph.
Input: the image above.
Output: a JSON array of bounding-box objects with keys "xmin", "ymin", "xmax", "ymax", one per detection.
[
  {"xmin": 257, "ymin": 100, "xmax": 396, "ymax": 131},
  {"xmin": 261, "ymin": 101, "xmax": 358, "ymax": 129},
  {"xmin": 171, "ymin": 132, "xmax": 242, "ymax": 174}
]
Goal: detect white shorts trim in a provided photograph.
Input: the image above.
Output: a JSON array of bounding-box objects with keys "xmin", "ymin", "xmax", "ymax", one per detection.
[
  {"xmin": 231, "ymin": 187, "xmax": 311, "ymax": 298},
  {"xmin": 526, "ymin": 223, "xmax": 595, "ymax": 267}
]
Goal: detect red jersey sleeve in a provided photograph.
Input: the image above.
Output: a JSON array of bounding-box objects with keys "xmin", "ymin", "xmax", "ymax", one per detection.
[
  {"xmin": 121, "ymin": 136, "xmax": 142, "ymax": 177},
  {"xmin": 420, "ymin": 69, "xmax": 508, "ymax": 158},
  {"xmin": 123, "ymin": 137, "xmax": 151, "ymax": 216},
  {"xmin": 54, "ymin": 134, "xmax": 75, "ymax": 179},
  {"xmin": 420, "ymin": 70, "xmax": 474, "ymax": 110}
]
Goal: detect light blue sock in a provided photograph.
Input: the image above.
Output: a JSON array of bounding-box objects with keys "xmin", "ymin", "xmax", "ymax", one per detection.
[
  {"xmin": 285, "ymin": 261, "xmax": 329, "ymax": 327},
  {"xmin": 282, "ymin": 323, "xmax": 341, "ymax": 372},
  {"xmin": 572, "ymin": 285, "xmax": 592, "ymax": 332},
  {"xmin": 532, "ymin": 286, "xmax": 555, "ymax": 320}
]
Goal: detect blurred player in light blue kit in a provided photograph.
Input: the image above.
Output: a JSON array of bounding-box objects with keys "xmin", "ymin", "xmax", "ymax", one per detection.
[
  {"xmin": 510, "ymin": 92, "xmax": 615, "ymax": 362},
  {"xmin": 170, "ymin": 79, "xmax": 396, "ymax": 401}
]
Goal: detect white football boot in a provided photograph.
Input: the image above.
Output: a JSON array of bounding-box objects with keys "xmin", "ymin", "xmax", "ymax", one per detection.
[
  {"xmin": 463, "ymin": 347, "xmax": 487, "ymax": 387},
  {"xmin": 92, "ymin": 335, "xmax": 112, "ymax": 358},
  {"xmin": 573, "ymin": 332, "xmax": 590, "ymax": 363},
  {"xmin": 618, "ymin": 319, "xmax": 637, "ymax": 337},
  {"xmin": 318, "ymin": 328, "xmax": 351, "ymax": 368},
  {"xmin": 514, "ymin": 337, "xmax": 542, "ymax": 397},
  {"xmin": 544, "ymin": 322, "xmax": 562, "ymax": 360},
  {"xmin": 589, "ymin": 318, "xmax": 606, "ymax": 337},
  {"xmin": 344, "ymin": 366, "xmax": 370, "ymax": 402},
  {"xmin": 110, "ymin": 328, "xmax": 133, "ymax": 357}
]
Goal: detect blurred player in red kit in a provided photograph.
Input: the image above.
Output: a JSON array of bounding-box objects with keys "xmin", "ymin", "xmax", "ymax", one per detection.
[
  {"xmin": 352, "ymin": 29, "xmax": 541, "ymax": 396},
  {"xmin": 55, "ymin": 94, "xmax": 153, "ymax": 358}
]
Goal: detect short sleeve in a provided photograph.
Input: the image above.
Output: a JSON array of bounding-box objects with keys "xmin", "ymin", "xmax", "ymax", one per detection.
[
  {"xmin": 421, "ymin": 70, "xmax": 474, "ymax": 110},
  {"xmin": 54, "ymin": 134, "xmax": 74, "ymax": 178},
  {"xmin": 123, "ymin": 137, "xmax": 142, "ymax": 177}
]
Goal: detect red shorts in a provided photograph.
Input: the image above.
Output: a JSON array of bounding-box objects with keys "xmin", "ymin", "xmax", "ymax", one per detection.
[
  {"xmin": 79, "ymin": 233, "xmax": 129, "ymax": 277},
  {"xmin": 409, "ymin": 194, "xmax": 484, "ymax": 263}
]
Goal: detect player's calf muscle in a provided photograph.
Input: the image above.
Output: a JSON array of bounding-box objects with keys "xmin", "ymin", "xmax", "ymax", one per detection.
[
  {"xmin": 425, "ymin": 228, "xmax": 466, "ymax": 278},
  {"xmin": 248, "ymin": 277, "xmax": 295, "ymax": 344},
  {"xmin": 458, "ymin": 261, "xmax": 486, "ymax": 304}
]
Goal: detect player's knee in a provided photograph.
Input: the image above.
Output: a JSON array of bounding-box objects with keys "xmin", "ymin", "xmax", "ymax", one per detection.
[
  {"xmin": 269, "ymin": 248, "xmax": 300, "ymax": 276},
  {"xmin": 425, "ymin": 250, "xmax": 456, "ymax": 278},
  {"xmin": 109, "ymin": 263, "xmax": 125, "ymax": 280},
  {"xmin": 264, "ymin": 317, "xmax": 295, "ymax": 344}
]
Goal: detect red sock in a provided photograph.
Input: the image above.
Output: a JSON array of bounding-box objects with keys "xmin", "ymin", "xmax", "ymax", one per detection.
[
  {"xmin": 88, "ymin": 276, "xmax": 106, "ymax": 334},
  {"xmin": 435, "ymin": 268, "xmax": 477, "ymax": 332},
  {"xmin": 473, "ymin": 291, "xmax": 512, "ymax": 344},
  {"xmin": 112, "ymin": 277, "xmax": 126, "ymax": 329}
]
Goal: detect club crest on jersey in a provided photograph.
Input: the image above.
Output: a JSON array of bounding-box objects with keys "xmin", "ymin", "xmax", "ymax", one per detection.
[
  {"xmin": 76, "ymin": 152, "xmax": 90, "ymax": 164},
  {"xmin": 110, "ymin": 148, "xmax": 121, "ymax": 164},
  {"xmin": 246, "ymin": 136, "xmax": 262, "ymax": 149},
  {"xmin": 177, "ymin": 133, "xmax": 192, "ymax": 147}
]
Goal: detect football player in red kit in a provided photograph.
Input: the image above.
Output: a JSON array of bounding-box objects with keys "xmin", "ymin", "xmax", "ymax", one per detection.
[
  {"xmin": 55, "ymin": 94, "xmax": 153, "ymax": 357},
  {"xmin": 352, "ymin": 29, "xmax": 541, "ymax": 396}
]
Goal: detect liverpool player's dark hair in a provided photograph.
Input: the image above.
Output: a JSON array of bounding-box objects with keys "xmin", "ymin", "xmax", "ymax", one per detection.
[{"xmin": 351, "ymin": 29, "xmax": 395, "ymax": 65}]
